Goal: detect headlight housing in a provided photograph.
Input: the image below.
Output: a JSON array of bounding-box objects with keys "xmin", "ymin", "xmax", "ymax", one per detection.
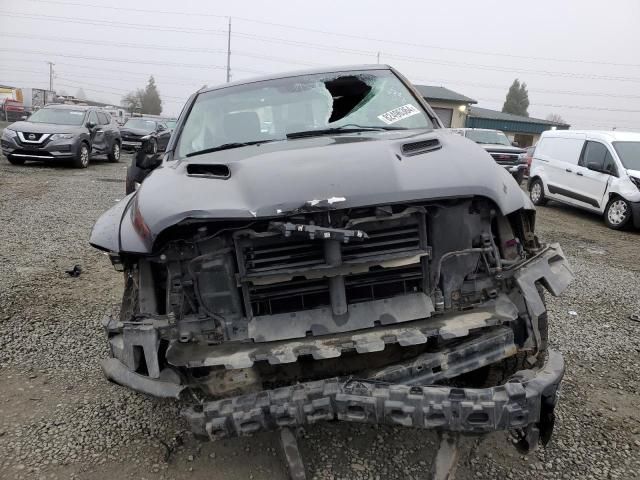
[
  {"xmin": 1, "ymin": 128, "xmax": 17, "ymax": 139},
  {"xmin": 630, "ymin": 176, "xmax": 640, "ymax": 190},
  {"xmin": 51, "ymin": 133, "xmax": 74, "ymax": 141}
]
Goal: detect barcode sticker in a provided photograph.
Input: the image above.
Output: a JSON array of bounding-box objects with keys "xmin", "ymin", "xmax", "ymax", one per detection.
[{"xmin": 377, "ymin": 104, "xmax": 420, "ymax": 125}]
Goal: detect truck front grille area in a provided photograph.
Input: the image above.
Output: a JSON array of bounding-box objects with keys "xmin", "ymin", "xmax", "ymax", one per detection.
[
  {"xmin": 247, "ymin": 264, "xmax": 424, "ymax": 316},
  {"xmin": 490, "ymin": 153, "xmax": 520, "ymax": 166},
  {"xmin": 234, "ymin": 209, "xmax": 429, "ymax": 317}
]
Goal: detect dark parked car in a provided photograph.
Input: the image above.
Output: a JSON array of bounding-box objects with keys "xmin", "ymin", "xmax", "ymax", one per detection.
[
  {"xmin": 451, "ymin": 128, "xmax": 528, "ymax": 184},
  {"xmin": 119, "ymin": 117, "xmax": 171, "ymax": 153},
  {"xmin": 90, "ymin": 66, "xmax": 572, "ymax": 463},
  {"xmin": 1, "ymin": 104, "xmax": 121, "ymax": 168}
]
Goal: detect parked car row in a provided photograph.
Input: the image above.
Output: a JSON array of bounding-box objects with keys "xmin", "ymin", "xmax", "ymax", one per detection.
[
  {"xmin": 1, "ymin": 104, "xmax": 121, "ymax": 168},
  {"xmin": 1, "ymin": 104, "xmax": 177, "ymax": 169}
]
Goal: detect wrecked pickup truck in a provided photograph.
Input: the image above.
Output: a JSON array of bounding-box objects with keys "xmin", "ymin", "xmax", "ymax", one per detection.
[{"xmin": 90, "ymin": 65, "xmax": 572, "ymax": 456}]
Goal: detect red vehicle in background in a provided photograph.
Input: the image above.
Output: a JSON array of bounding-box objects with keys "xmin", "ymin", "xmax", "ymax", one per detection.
[{"xmin": 521, "ymin": 145, "xmax": 536, "ymax": 177}]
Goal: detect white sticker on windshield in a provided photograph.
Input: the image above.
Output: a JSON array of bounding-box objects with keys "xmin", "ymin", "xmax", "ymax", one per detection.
[
  {"xmin": 377, "ymin": 104, "xmax": 420, "ymax": 125},
  {"xmin": 69, "ymin": 111, "xmax": 84, "ymax": 115}
]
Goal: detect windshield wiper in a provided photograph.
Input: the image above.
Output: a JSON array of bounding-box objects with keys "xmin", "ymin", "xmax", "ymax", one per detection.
[
  {"xmin": 185, "ymin": 139, "xmax": 280, "ymax": 158},
  {"xmin": 286, "ymin": 125, "xmax": 406, "ymax": 139}
]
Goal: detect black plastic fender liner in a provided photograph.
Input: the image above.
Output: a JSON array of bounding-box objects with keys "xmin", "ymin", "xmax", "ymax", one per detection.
[{"xmin": 101, "ymin": 358, "xmax": 185, "ymax": 399}]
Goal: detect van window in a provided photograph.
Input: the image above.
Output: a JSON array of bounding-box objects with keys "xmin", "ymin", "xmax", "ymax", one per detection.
[
  {"xmin": 580, "ymin": 141, "xmax": 617, "ymax": 175},
  {"xmin": 536, "ymin": 137, "xmax": 584, "ymax": 165}
]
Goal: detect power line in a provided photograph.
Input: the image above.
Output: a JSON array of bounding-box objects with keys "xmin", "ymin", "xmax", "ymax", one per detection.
[
  {"xmin": 0, "ymin": 59, "xmax": 211, "ymax": 84},
  {"xmin": 410, "ymin": 77, "xmax": 640, "ymax": 100},
  {"xmin": 18, "ymin": 0, "xmax": 640, "ymax": 68},
  {"xmin": 230, "ymin": 31, "xmax": 640, "ymax": 83},
  {"xmin": 0, "ymin": 33, "xmax": 321, "ymax": 68},
  {"xmin": 472, "ymin": 98, "xmax": 640, "ymax": 113},
  {"xmin": 55, "ymin": 76, "xmax": 185, "ymax": 100},
  {"xmin": 0, "ymin": 32, "xmax": 227, "ymax": 55},
  {"xmin": 0, "ymin": 48, "xmax": 228, "ymax": 70},
  {"xmin": 21, "ymin": 0, "xmax": 228, "ymax": 19},
  {"xmin": 12, "ymin": 11, "xmax": 639, "ymax": 83},
  {"xmin": 383, "ymin": 52, "xmax": 640, "ymax": 83},
  {"xmin": 2, "ymin": 12, "xmax": 228, "ymax": 35}
]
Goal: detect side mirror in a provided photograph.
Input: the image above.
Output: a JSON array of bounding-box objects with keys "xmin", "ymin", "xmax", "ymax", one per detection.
[
  {"xmin": 135, "ymin": 138, "xmax": 162, "ymax": 170},
  {"xmin": 86, "ymin": 121, "xmax": 96, "ymax": 129},
  {"xmin": 20, "ymin": 115, "xmax": 28, "ymax": 120},
  {"xmin": 157, "ymin": 124, "xmax": 165, "ymax": 132},
  {"xmin": 511, "ymin": 141, "xmax": 520, "ymax": 147}
]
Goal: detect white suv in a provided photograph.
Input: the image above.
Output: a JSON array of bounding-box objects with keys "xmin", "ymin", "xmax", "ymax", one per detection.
[{"xmin": 528, "ymin": 130, "xmax": 640, "ymax": 229}]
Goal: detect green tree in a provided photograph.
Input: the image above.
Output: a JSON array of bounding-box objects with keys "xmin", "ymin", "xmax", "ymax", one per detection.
[
  {"xmin": 502, "ymin": 79, "xmax": 529, "ymax": 117},
  {"xmin": 141, "ymin": 76, "xmax": 162, "ymax": 115},
  {"xmin": 121, "ymin": 77, "xmax": 162, "ymax": 114}
]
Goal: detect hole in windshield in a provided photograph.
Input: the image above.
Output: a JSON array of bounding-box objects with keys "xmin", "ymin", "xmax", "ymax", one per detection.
[{"xmin": 177, "ymin": 69, "xmax": 433, "ymax": 158}]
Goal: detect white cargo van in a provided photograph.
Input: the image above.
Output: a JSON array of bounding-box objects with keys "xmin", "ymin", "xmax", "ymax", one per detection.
[{"xmin": 528, "ymin": 130, "xmax": 640, "ymax": 229}]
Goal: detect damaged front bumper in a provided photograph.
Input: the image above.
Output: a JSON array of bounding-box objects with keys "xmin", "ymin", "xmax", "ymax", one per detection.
[
  {"xmin": 182, "ymin": 350, "xmax": 563, "ymax": 450},
  {"xmin": 100, "ymin": 243, "xmax": 571, "ymax": 448}
]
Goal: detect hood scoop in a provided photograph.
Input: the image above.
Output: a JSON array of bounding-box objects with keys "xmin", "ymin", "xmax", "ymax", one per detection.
[
  {"xmin": 186, "ymin": 163, "xmax": 231, "ymax": 179},
  {"xmin": 401, "ymin": 139, "xmax": 441, "ymax": 156}
]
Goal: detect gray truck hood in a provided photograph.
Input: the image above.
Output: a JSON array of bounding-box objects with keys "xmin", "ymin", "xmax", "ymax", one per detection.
[
  {"xmin": 141, "ymin": 130, "xmax": 529, "ymax": 227},
  {"xmin": 91, "ymin": 129, "xmax": 533, "ymax": 253}
]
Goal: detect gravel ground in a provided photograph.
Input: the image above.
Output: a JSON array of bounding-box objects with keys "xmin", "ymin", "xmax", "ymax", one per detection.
[{"xmin": 0, "ymin": 155, "xmax": 639, "ymax": 480}]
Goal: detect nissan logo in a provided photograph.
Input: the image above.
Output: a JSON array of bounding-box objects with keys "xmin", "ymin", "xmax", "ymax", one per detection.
[{"xmin": 28, "ymin": 134, "xmax": 36, "ymax": 140}]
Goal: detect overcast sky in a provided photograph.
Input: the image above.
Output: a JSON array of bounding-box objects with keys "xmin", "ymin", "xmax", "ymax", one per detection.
[{"xmin": 1, "ymin": 0, "xmax": 639, "ymax": 130}]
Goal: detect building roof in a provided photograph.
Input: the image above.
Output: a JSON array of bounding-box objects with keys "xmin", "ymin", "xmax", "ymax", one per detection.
[
  {"xmin": 468, "ymin": 106, "xmax": 569, "ymax": 127},
  {"xmin": 413, "ymin": 85, "xmax": 477, "ymax": 105}
]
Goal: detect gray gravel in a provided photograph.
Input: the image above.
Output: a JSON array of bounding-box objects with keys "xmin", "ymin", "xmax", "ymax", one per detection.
[{"xmin": 0, "ymin": 156, "xmax": 639, "ymax": 480}]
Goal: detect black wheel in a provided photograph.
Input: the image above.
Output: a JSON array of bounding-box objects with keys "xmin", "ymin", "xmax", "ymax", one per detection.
[
  {"xmin": 73, "ymin": 142, "xmax": 90, "ymax": 169},
  {"xmin": 529, "ymin": 178, "xmax": 547, "ymax": 206},
  {"xmin": 7, "ymin": 156, "xmax": 26, "ymax": 165},
  {"xmin": 604, "ymin": 197, "xmax": 632, "ymax": 230},
  {"xmin": 108, "ymin": 141, "xmax": 121, "ymax": 163}
]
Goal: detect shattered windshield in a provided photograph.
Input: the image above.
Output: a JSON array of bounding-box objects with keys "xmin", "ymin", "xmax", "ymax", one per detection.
[
  {"xmin": 465, "ymin": 130, "xmax": 512, "ymax": 146},
  {"xmin": 176, "ymin": 69, "xmax": 433, "ymax": 157}
]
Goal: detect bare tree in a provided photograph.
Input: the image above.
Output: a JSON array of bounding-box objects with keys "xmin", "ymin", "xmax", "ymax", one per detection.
[
  {"xmin": 546, "ymin": 113, "xmax": 566, "ymax": 124},
  {"xmin": 121, "ymin": 89, "xmax": 144, "ymax": 113}
]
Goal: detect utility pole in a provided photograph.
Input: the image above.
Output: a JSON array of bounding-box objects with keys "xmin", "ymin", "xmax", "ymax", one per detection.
[
  {"xmin": 47, "ymin": 61, "xmax": 55, "ymax": 91},
  {"xmin": 376, "ymin": 51, "xmax": 381, "ymax": 64},
  {"xmin": 226, "ymin": 17, "xmax": 232, "ymax": 83}
]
